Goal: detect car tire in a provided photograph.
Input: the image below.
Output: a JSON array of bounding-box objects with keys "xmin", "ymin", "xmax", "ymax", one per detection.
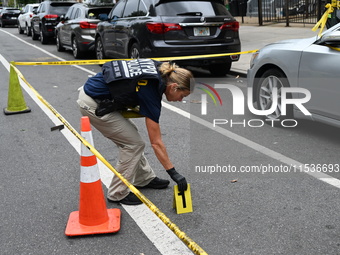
[
  {"xmin": 129, "ymin": 43, "xmax": 140, "ymax": 59},
  {"xmin": 56, "ymin": 33, "xmax": 65, "ymax": 52},
  {"xmin": 255, "ymin": 68, "xmax": 293, "ymax": 124},
  {"xmin": 95, "ymin": 37, "xmax": 106, "ymax": 60},
  {"xmin": 72, "ymin": 37, "xmax": 83, "ymax": 59},
  {"xmin": 208, "ymin": 62, "xmax": 231, "ymax": 77},
  {"xmin": 31, "ymin": 27, "xmax": 39, "ymax": 40},
  {"xmin": 26, "ymin": 24, "xmax": 31, "ymax": 36},
  {"xmin": 40, "ymin": 28, "xmax": 49, "ymax": 44},
  {"xmin": 18, "ymin": 23, "xmax": 24, "ymax": 34}
]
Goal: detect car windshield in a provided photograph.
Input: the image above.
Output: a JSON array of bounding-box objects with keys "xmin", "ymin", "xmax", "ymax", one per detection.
[
  {"xmin": 87, "ymin": 8, "xmax": 112, "ymax": 19},
  {"xmin": 5, "ymin": 9, "xmax": 21, "ymax": 13},
  {"xmin": 155, "ymin": 1, "xmax": 229, "ymax": 16},
  {"xmin": 50, "ymin": 4, "xmax": 75, "ymax": 15}
]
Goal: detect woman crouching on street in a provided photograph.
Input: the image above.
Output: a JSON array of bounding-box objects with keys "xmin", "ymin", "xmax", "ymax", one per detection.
[{"xmin": 77, "ymin": 59, "xmax": 193, "ymax": 205}]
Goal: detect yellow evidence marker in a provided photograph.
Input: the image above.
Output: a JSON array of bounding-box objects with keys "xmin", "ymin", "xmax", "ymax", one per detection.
[{"xmin": 173, "ymin": 184, "xmax": 193, "ymax": 214}]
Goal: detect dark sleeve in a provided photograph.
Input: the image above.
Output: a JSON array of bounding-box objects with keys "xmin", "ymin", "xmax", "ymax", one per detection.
[
  {"xmin": 137, "ymin": 81, "xmax": 163, "ymax": 123},
  {"xmin": 83, "ymin": 72, "xmax": 111, "ymax": 99}
]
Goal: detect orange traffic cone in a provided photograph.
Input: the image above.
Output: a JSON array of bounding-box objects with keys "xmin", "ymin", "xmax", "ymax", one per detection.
[{"xmin": 65, "ymin": 116, "xmax": 121, "ymax": 236}]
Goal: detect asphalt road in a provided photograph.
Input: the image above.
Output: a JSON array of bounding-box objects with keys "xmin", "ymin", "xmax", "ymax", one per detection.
[{"xmin": 1, "ymin": 26, "xmax": 340, "ymax": 255}]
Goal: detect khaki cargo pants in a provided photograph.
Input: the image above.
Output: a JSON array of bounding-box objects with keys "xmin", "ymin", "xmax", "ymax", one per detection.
[{"xmin": 77, "ymin": 87, "xmax": 156, "ymax": 201}]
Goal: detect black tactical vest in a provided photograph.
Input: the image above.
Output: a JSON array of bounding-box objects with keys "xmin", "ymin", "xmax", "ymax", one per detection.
[{"xmin": 102, "ymin": 59, "xmax": 162, "ymax": 108}]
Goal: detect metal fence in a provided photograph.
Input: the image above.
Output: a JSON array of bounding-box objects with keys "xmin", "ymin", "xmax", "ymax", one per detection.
[{"xmin": 230, "ymin": 0, "xmax": 324, "ymax": 25}]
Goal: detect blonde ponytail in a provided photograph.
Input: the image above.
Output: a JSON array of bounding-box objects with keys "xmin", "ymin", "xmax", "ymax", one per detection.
[{"xmin": 159, "ymin": 62, "xmax": 193, "ymax": 91}]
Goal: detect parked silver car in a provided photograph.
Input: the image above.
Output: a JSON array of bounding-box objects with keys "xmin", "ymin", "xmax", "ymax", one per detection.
[
  {"xmin": 18, "ymin": 3, "xmax": 39, "ymax": 35},
  {"xmin": 55, "ymin": 3, "xmax": 113, "ymax": 59},
  {"xmin": 247, "ymin": 23, "xmax": 340, "ymax": 128}
]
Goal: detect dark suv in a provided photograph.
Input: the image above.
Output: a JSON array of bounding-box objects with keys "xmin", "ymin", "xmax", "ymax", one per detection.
[
  {"xmin": 31, "ymin": 1, "xmax": 77, "ymax": 44},
  {"xmin": 95, "ymin": 0, "xmax": 240, "ymax": 76},
  {"xmin": 0, "ymin": 8, "xmax": 21, "ymax": 27},
  {"xmin": 55, "ymin": 3, "xmax": 113, "ymax": 59}
]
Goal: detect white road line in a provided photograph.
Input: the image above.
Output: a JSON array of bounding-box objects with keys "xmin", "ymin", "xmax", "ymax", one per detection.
[
  {"xmin": 3, "ymin": 28, "xmax": 340, "ymax": 254},
  {"xmin": 1, "ymin": 28, "xmax": 92, "ymax": 74},
  {"xmin": 163, "ymin": 103, "xmax": 340, "ymax": 189},
  {"xmin": 0, "ymin": 30, "xmax": 194, "ymax": 255}
]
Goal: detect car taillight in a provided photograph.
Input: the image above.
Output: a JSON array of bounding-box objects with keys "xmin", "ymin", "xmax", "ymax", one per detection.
[
  {"xmin": 146, "ymin": 22, "xmax": 182, "ymax": 34},
  {"xmin": 79, "ymin": 21, "xmax": 97, "ymax": 29},
  {"xmin": 220, "ymin": 21, "xmax": 239, "ymax": 32},
  {"xmin": 44, "ymin": 14, "xmax": 58, "ymax": 20},
  {"xmin": 29, "ymin": 14, "xmax": 33, "ymax": 18}
]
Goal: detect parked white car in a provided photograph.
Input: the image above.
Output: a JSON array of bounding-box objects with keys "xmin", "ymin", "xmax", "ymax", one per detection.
[{"xmin": 18, "ymin": 3, "xmax": 39, "ymax": 36}]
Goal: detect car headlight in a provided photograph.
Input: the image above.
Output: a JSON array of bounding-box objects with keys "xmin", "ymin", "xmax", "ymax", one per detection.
[{"xmin": 250, "ymin": 51, "xmax": 259, "ymax": 69}]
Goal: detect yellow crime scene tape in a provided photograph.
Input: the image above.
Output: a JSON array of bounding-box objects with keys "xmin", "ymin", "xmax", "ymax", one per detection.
[
  {"xmin": 13, "ymin": 49, "xmax": 258, "ymax": 66},
  {"xmin": 10, "ymin": 23, "xmax": 332, "ymax": 251},
  {"xmin": 329, "ymin": 45, "xmax": 340, "ymax": 51},
  {"xmin": 11, "ymin": 62, "xmax": 208, "ymax": 255},
  {"xmin": 312, "ymin": 3, "xmax": 334, "ymax": 36},
  {"xmin": 312, "ymin": 2, "xmax": 340, "ymax": 50},
  {"xmin": 11, "ymin": 50, "xmax": 258, "ymax": 254},
  {"xmin": 8, "ymin": 10, "xmax": 337, "ymax": 249}
]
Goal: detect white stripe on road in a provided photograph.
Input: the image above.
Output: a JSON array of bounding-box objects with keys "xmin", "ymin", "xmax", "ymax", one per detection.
[
  {"xmin": 163, "ymin": 103, "xmax": 340, "ymax": 189},
  {"xmin": 0, "ymin": 29, "xmax": 193, "ymax": 255},
  {"xmin": 2, "ymin": 28, "xmax": 340, "ymax": 255}
]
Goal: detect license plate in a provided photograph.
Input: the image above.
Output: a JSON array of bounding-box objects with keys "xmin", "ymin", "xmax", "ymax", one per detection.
[
  {"xmin": 11, "ymin": 17, "xmax": 17, "ymax": 19},
  {"xmin": 193, "ymin": 27, "xmax": 209, "ymax": 36}
]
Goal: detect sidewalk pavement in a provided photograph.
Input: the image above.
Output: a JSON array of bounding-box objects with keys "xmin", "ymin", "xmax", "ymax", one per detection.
[{"xmin": 230, "ymin": 17, "xmax": 319, "ymax": 76}]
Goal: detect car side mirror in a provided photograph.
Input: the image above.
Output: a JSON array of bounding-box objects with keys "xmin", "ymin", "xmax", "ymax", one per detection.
[
  {"xmin": 60, "ymin": 15, "xmax": 66, "ymax": 22},
  {"xmin": 98, "ymin": 13, "xmax": 108, "ymax": 21},
  {"xmin": 319, "ymin": 31, "xmax": 340, "ymax": 45}
]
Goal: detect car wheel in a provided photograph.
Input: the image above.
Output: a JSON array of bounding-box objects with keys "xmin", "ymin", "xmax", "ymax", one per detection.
[
  {"xmin": 40, "ymin": 29, "xmax": 49, "ymax": 44},
  {"xmin": 18, "ymin": 23, "xmax": 24, "ymax": 34},
  {"xmin": 31, "ymin": 27, "xmax": 39, "ymax": 40},
  {"xmin": 208, "ymin": 62, "xmax": 231, "ymax": 77},
  {"xmin": 95, "ymin": 37, "xmax": 106, "ymax": 60},
  {"xmin": 56, "ymin": 33, "xmax": 65, "ymax": 52},
  {"xmin": 129, "ymin": 43, "xmax": 140, "ymax": 59},
  {"xmin": 255, "ymin": 68, "xmax": 293, "ymax": 123},
  {"xmin": 26, "ymin": 24, "xmax": 31, "ymax": 36},
  {"xmin": 72, "ymin": 37, "xmax": 83, "ymax": 59}
]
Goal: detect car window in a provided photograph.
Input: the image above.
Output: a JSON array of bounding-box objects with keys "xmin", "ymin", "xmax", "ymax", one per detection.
[
  {"xmin": 87, "ymin": 8, "xmax": 112, "ymax": 19},
  {"xmin": 6, "ymin": 9, "xmax": 21, "ymax": 14},
  {"xmin": 123, "ymin": 0, "xmax": 138, "ymax": 17},
  {"xmin": 138, "ymin": 0, "xmax": 148, "ymax": 16},
  {"xmin": 49, "ymin": 3, "xmax": 75, "ymax": 15},
  {"xmin": 74, "ymin": 8, "xmax": 81, "ymax": 19},
  {"xmin": 109, "ymin": 0, "xmax": 126, "ymax": 18},
  {"xmin": 40, "ymin": 4, "xmax": 46, "ymax": 13},
  {"xmin": 155, "ymin": 1, "xmax": 230, "ymax": 16},
  {"xmin": 65, "ymin": 6, "xmax": 74, "ymax": 19}
]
